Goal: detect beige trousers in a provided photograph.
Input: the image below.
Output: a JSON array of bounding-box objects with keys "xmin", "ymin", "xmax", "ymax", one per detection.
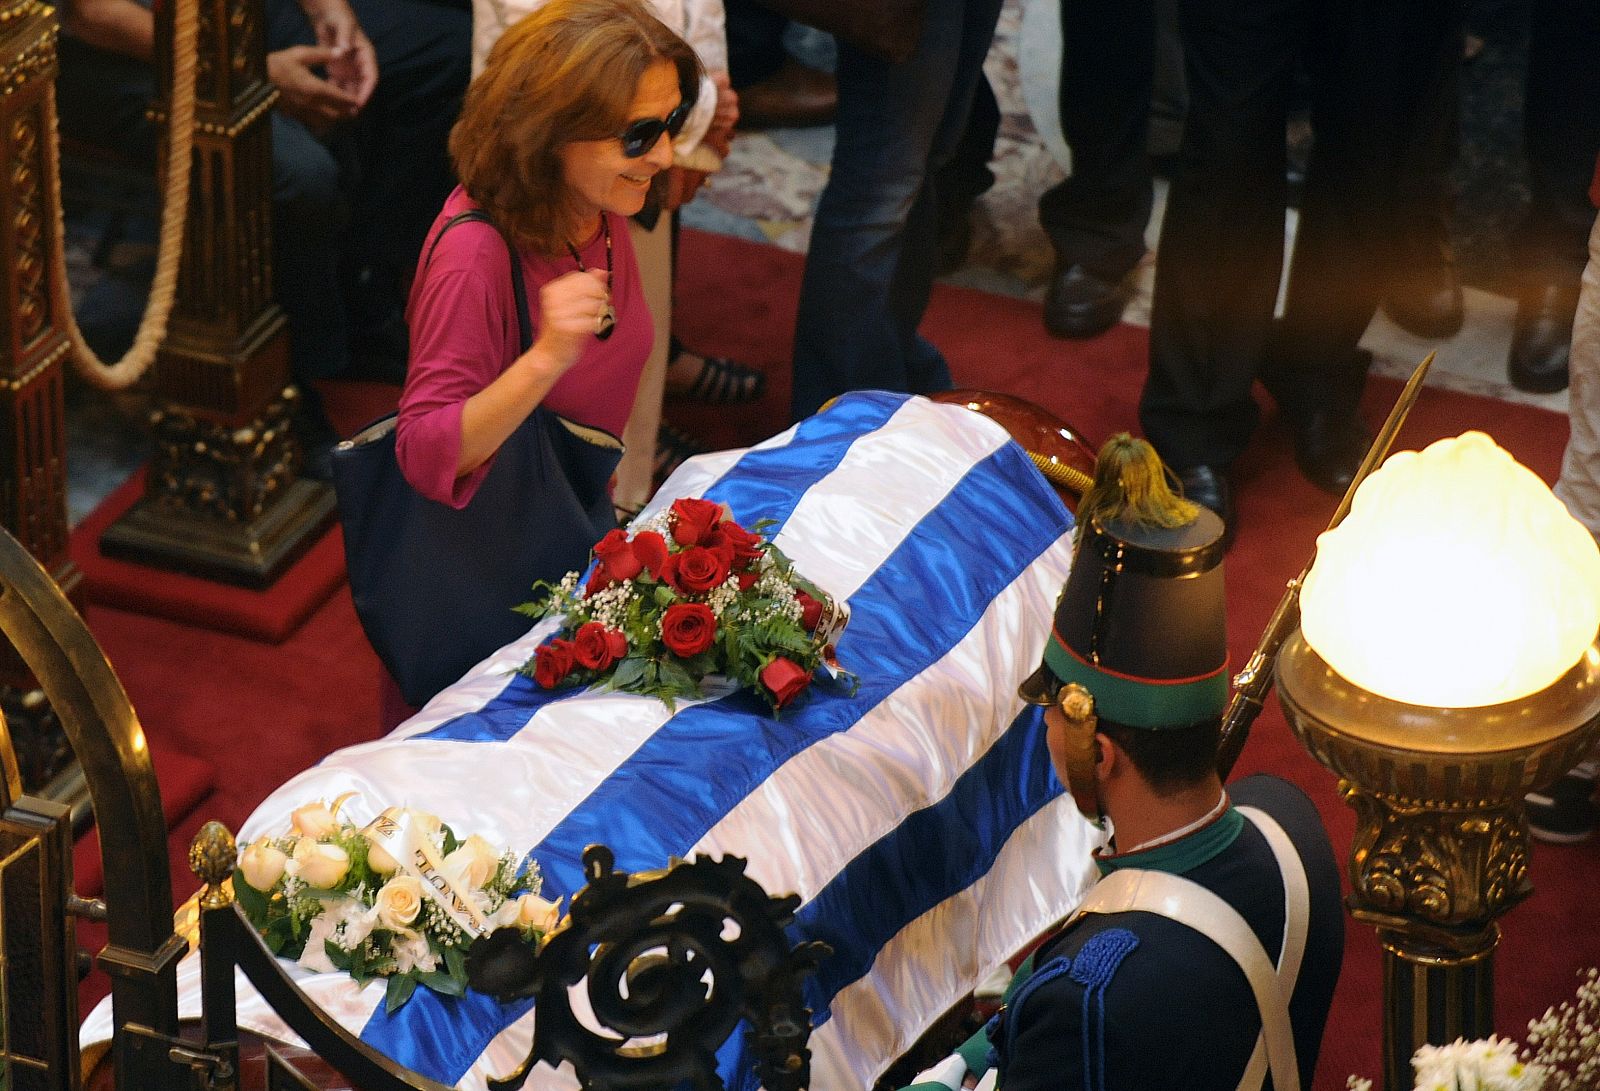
[{"xmin": 1555, "ymin": 211, "xmax": 1600, "ymax": 537}]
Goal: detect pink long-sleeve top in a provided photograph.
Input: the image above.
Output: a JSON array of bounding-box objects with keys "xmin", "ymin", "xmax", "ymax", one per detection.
[{"xmin": 396, "ymin": 186, "xmax": 651, "ymax": 507}]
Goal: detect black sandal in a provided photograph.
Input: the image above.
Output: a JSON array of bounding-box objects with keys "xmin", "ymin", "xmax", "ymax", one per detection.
[
  {"xmin": 654, "ymin": 423, "xmax": 708, "ymax": 488},
  {"xmin": 666, "ymin": 337, "xmax": 767, "ymax": 406}
]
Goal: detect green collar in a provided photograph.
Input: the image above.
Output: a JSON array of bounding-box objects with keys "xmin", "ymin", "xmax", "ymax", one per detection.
[{"xmin": 1095, "ymin": 805, "xmax": 1244, "ymax": 878}]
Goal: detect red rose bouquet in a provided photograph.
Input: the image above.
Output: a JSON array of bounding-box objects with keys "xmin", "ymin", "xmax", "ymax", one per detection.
[{"xmin": 517, "ymin": 498, "xmax": 852, "ymax": 712}]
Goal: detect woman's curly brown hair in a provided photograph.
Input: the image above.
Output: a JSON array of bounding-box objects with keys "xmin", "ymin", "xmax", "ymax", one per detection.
[{"xmin": 450, "ymin": 0, "xmax": 701, "ymax": 255}]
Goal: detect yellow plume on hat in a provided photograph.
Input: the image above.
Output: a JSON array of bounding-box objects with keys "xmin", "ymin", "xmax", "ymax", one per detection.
[{"xmin": 1076, "ymin": 433, "xmax": 1198, "ymax": 533}]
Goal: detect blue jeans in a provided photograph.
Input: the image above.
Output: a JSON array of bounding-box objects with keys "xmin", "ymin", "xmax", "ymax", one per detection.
[{"xmin": 789, "ymin": 0, "xmax": 1004, "ymax": 421}]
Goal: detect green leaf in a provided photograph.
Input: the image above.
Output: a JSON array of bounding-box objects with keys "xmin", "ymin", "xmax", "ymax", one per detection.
[
  {"xmin": 384, "ymin": 974, "xmax": 419, "ymax": 1014},
  {"xmin": 325, "ymin": 939, "xmax": 350, "ymax": 972},
  {"xmin": 418, "ymin": 969, "xmax": 466, "ymax": 997},
  {"xmin": 656, "ymin": 656, "xmax": 698, "ymax": 693},
  {"xmin": 610, "ymin": 655, "xmax": 648, "ymax": 690},
  {"xmin": 443, "ymin": 943, "xmax": 467, "ymax": 981},
  {"xmin": 653, "ymin": 585, "xmax": 677, "ymax": 607}
]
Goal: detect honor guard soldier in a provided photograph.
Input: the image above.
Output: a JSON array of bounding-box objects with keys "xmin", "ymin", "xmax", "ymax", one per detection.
[{"xmin": 906, "ymin": 436, "xmax": 1345, "ymax": 1091}]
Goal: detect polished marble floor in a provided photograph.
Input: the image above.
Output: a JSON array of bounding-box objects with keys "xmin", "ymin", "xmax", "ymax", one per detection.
[{"xmin": 61, "ymin": 0, "xmax": 1569, "ymax": 526}]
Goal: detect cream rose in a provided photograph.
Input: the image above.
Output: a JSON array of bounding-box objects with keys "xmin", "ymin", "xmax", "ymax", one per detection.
[
  {"xmin": 238, "ymin": 839, "xmax": 287, "ymax": 891},
  {"xmin": 408, "ymin": 810, "xmax": 443, "ymax": 838},
  {"xmin": 443, "ymin": 834, "xmax": 500, "ymax": 891},
  {"xmin": 287, "ymin": 838, "xmax": 350, "ymax": 889},
  {"xmin": 515, "ymin": 893, "xmax": 562, "ymax": 934},
  {"xmin": 366, "ymin": 840, "xmax": 400, "ymax": 875},
  {"xmin": 374, "ymin": 876, "xmax": 425, "ymax": 932},
  {"xmin": 290, "ymin": 801, "xmax": 339, "ymax": 839}
]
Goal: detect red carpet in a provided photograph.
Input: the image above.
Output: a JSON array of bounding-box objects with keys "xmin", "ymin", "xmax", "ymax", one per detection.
[
  {"xmin": 71, "ymin": 231, "xmax": 1595, "ymax": 1088},
  {"xmin": 68, "ymin": 381, "xmax": 400, "ymax": 644}
]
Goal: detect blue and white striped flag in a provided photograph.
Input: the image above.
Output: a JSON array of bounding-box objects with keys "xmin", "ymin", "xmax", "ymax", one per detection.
[{"xmin": 83, "ymin": 392, "xmax": 1102, "ymax": 1089}]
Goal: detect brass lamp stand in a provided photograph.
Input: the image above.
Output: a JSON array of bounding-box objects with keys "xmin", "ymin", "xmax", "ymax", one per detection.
[{"xmin": 1276, "ymin": 631, "xmax": 1600, "ymax": 1091}]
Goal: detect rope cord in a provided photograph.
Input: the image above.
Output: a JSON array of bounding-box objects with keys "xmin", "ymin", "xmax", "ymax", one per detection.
[
  {"xmin": 1027, "ymin": 449, "xmax": 1095, "ymax": 495},
  {"xmin": 47, "ymin": 0, "xmax": 199, "ymax": 390}
]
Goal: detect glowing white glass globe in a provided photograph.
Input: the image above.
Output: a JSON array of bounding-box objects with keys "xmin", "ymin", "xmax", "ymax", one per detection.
[{"xmin": 1300, "ymin": 431, "xmax": 1600, "ymax": 708}]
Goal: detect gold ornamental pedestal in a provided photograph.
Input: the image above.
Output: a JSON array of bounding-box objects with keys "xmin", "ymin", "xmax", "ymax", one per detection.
[
  {"xmin": 1276, "ymin": 630, "xmax": 1600, "ymax": 1091},
  {"xmin": 98, "ymin": 0, "xmax": 334, "ymax": 586}
]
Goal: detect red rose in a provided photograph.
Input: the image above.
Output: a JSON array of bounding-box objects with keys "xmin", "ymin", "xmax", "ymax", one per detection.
[
  {"xmin": 671, "ymin": 498, "xmax": 724, "ymax": 546},
  {"xmin": 584, "ymin": 564, "xmax": 611, "ymax": 596},
  {"xmin": 796, "ymin": 591, "xmax": 823, "ymax": 631},
  {"xmin": 573, "ymin": 622, "xmax": 624, "ymax": 671},
  {"xmin": 669, "ymin": 545, "xmax": 731, "ymax": 594},
  {"xmin": 593, "ymin": 529, "xmax": 643, "ymax": 583},
  {"xmin": 533, "ymin": 638, "xmax": 576, "ymax": 688},
  {"xmin": 759, "ymin": 657, "xmax": 812, "ymax": 707},
  {"xmin": 661, "ymin": 602, "xmax": 717, "ymax": 657},
  {"xmin": 631, "ymin": 530, "xmax": 668, "ymax": 577},
  {"xmin": 717, "ymin": 521, "xmax": 765, "ymax": 568},
  {"xmin": 737, "ymin": 569, "xmax": 760, "ymax": 590}
]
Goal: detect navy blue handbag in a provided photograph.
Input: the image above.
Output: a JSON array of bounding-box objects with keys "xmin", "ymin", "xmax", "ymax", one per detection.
[{"xmin": 332, "ymin": 212, "xmax": 621, "ymax": 708}]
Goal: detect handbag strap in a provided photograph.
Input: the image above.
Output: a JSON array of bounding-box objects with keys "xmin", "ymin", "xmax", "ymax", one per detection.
[{"xmin": 423, "ymin": 208, "xmax": 533, "ymax": 354}]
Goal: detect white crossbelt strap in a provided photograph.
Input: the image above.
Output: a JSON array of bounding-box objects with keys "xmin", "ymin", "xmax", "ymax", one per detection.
[{"xmin": 1072, "ymin": 807, "xmax": 1309, "ymax": 1091}]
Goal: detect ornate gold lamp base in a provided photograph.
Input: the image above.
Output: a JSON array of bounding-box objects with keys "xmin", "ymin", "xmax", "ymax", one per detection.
[{"xmin": 1276, "ymin": 631, "xmax": 1600, "ymax": 1091}]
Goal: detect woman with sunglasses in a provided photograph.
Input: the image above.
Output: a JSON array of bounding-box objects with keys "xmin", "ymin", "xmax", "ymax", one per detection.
[{"xmin": 395, "ymin": 0, "xmax": 701, "ymax": 508}]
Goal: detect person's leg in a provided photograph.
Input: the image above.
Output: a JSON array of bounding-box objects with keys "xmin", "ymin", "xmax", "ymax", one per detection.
[
  {"xmin": 1274, "ymin": 0, "xmax": 1463, "ymax": 449},
  {"xmin": 791, "ymin": 0, "xmax": 1005, "ymax": 420},
  {"xmin": 54, "ymin": 38, "xmax": 159, "ymax": 164},
  {"xmin": 1377, "ymin": 2, "xmax": 1465, "ymax": 340},
  {"xmin": 343, "ymin": 0, "xmax": 471, "ymax": 339},
  {"xmin": 1038, "ymin": 0, "xmax": 1158, "ymax": 337},
  {"xmin": 896, "ymin": 0, "xmax": 1006, "ymax": 395},
  {"xmin": 270, "ymin": 111, "xmax": 350, "ymax": 385},
  {"xmin": 1554, "ymin": 209, "xmax": 1600, "ymax": 535},
  {"xmin": 1509, "ymin": 0, "xmax": 1600, "ymax": 392},
  {"xmin": 724, "ymin": 0, "xmax": 793, "ymax": 89},
  {"xmin": 933, "ymin": 72, "xmax": 1000, "ymax": 273},
  {"xmin": 1139, "ymin": 0, "xmax": 1303, "ymax": 473}
]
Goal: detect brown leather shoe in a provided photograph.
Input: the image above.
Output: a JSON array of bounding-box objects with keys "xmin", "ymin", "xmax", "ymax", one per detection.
[{"xmin": 737, "ymin": 57, "xmax": 837, "ymax": 130}]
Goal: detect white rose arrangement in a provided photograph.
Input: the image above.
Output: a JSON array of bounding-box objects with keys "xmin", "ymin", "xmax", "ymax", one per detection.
[
  {"xmin": 1348, "ymin": 968, "xmax": 1599, "ymax": 1091},
  {"xmin": 234, "ymin": 799, "xmax": 555, "ymax": 1013}
]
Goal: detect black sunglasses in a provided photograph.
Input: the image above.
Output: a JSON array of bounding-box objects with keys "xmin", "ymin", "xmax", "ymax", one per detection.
[{"xmin": 618, "ymin": 102, "xmax": 691, "ymax": 158}]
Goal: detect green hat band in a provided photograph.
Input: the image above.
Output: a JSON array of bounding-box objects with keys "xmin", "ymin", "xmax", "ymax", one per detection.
[{"xmin": 1043, "ymin": 633, "xmax": 1228, "ymax": 730}]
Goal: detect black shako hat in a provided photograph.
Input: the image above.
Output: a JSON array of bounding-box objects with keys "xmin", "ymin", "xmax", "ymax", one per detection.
[{"xmin": 1019, "ymin": 506, "xmax": 1229, "ymax": 729}]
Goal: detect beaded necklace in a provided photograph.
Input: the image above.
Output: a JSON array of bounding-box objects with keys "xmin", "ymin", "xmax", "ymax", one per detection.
[{"xmin": 566, "ymin": 216, "xmax": 615, "ymax": 340}]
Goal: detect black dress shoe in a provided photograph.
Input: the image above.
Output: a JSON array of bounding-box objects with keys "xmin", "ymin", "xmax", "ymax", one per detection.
[
  {"xmin": 1508, "ymin": 282, "xmax": 1579, "ymax": 394},
  {"xmin": 1292, "ymin": 410, "xmax": 1372, "ymax": 496},
  {"xmin": 1383, "ymin": 238, "xmax": 1464, "ymax": 340},
  {"xmin": 1043, "ymin": 264, "xmax": 1133, "ymax": 340},
  {"xmin": 1176, "ymin": 464, "xmax": 1235, "ymax": 545}
]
